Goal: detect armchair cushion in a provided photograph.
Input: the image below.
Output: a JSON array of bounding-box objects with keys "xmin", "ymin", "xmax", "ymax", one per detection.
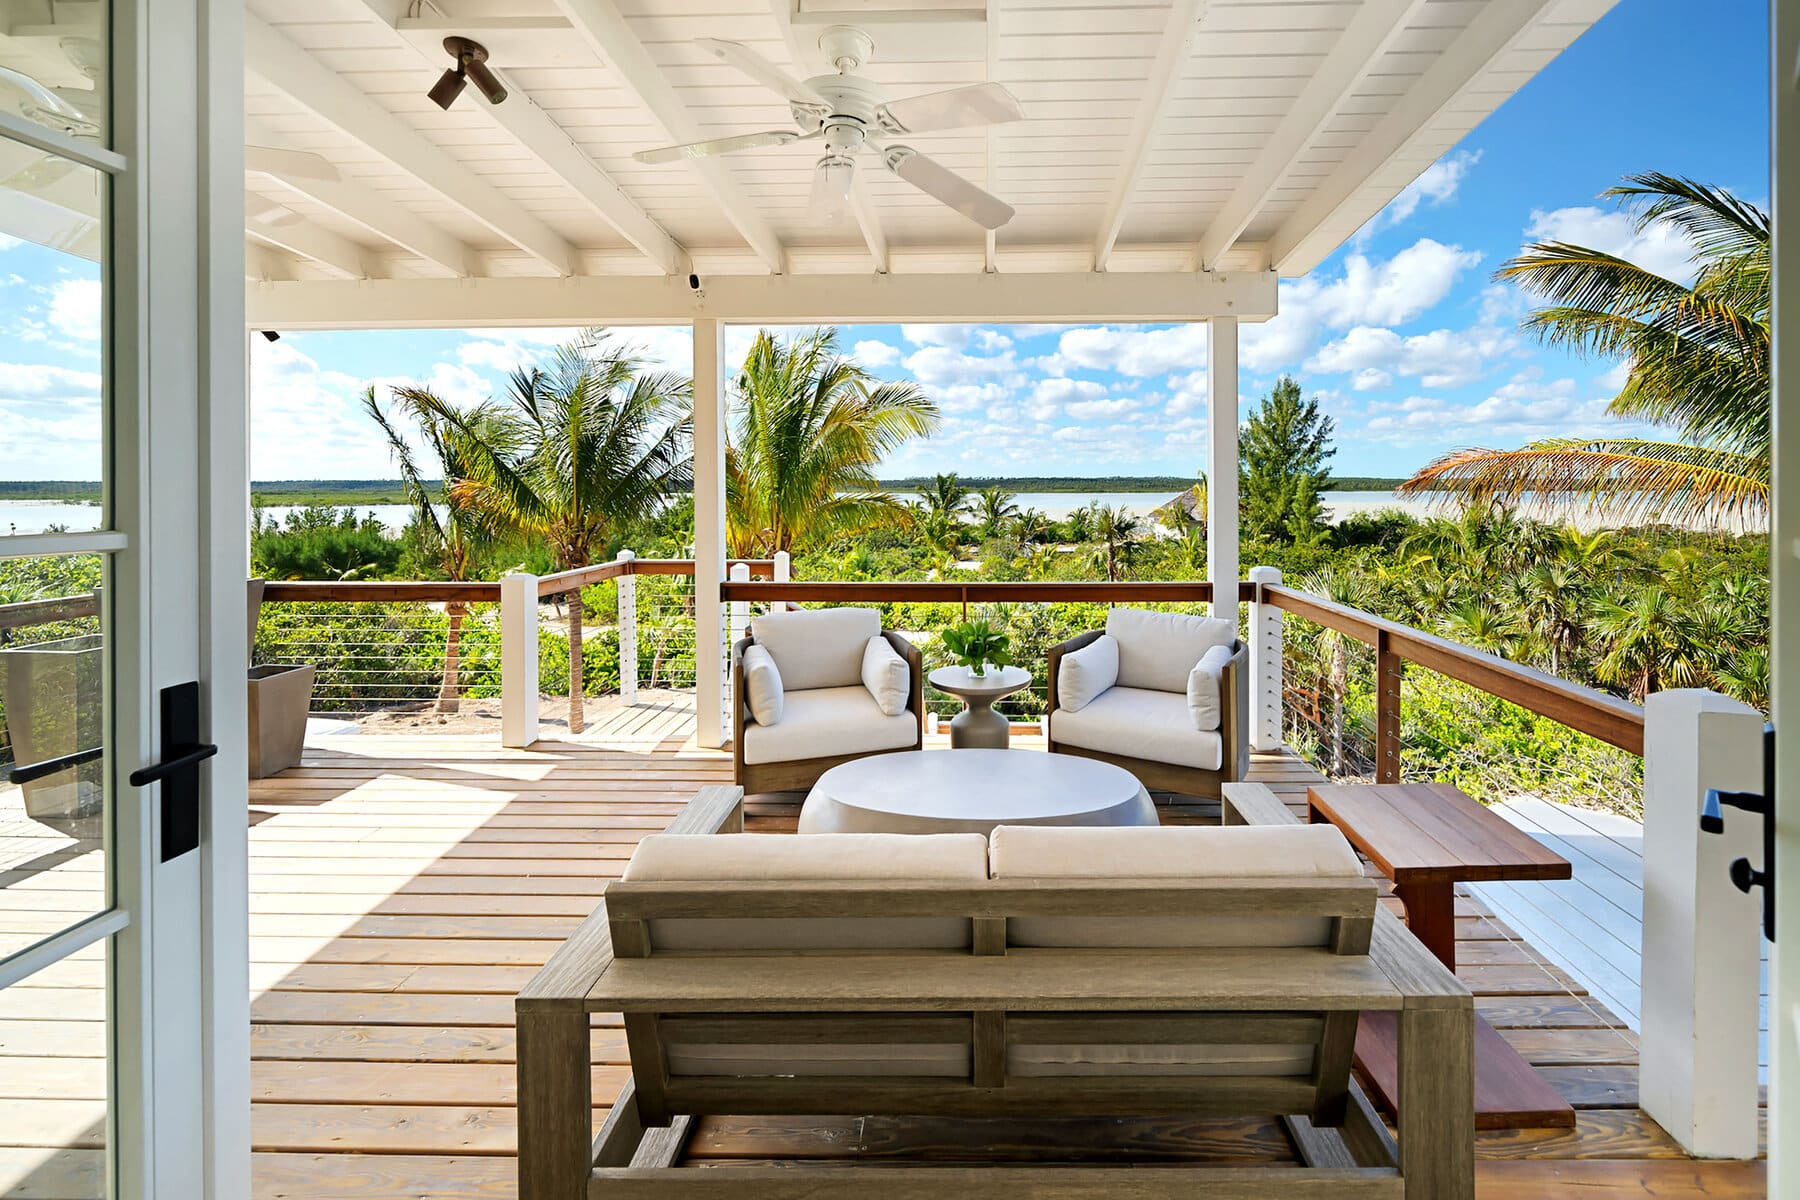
[
  {"xmin": 742, "ymin": 685, "xmax": 917, "ymax": 765},
  {"xmin": 741, "ymin": 643, "xmax": 784, "ymax": 726},
  {"xmin": 1106, "ymin": 607, "xmax": 1236, "ymax": 693},
  {"xmin": 861, "ymin": 635, "xmax": 910, "ymax": 717},
  {"xmin": 1186, "ymin": 642, "xmax": 1235, "ymax": 732},
  {"xmin": 1049, "ymin": 687, "xmax": 1222, "ymax": 771},
  {"xmin": 750, "ymin": 606, "xmax": 881, "ymax": 691},
  {"xmin": 1056, "ymin": 634, "xmax": 1118, "ymax": 713}
]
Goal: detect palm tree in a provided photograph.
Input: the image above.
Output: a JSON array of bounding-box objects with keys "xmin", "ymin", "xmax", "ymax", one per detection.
[
  {"xmin": 1588, "ymin": 586, "xmax": 1707, "ymax": 700},
  {"xmin": 1011, "ymin": 507, "xmax": 1049, "ymax": 545},
  {"xmin": 975, "ymin": 487, "xmax": 1020, "ymax": 540},
  {"xmin": 1440, "ymin": 599, "xmax": 1527, "ymax": 658},
  {"xmin": 448, "ymin": 335, "xmax": 691, "ymax": 734},
  {"xmin": 725, "ymin": 328, "xmax": 938, "ymax": 556},
  {"xmin": 1300, "ymin": 566, "xmax": 1374, "ymax": 776},
  {"xmin": 1090, "ymin": 504, "xmax": 1143, "ymax": 582},
  {"xmin": 921, "ymin": 472, "xmax": 971, "ymax": 522},
  {"xmin": 1399, "ymin": 174, "xmax": 1769, "ymax": 526},
  {"xmin": 362, "ymin": 386, "xmax": 498, "ymax": 713}
]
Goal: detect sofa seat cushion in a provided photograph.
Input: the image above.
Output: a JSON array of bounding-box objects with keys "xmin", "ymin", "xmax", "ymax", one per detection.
[
  {"xmin": 1049, "ymin": 687, "xmax": 1223, "ymax": 770},
  {"xmin": 750, "ymin": 607, "xmax": 881, "ymax": 691},
  {"xmin": 623, "ymin": 830, "xmax": 985, "ymax": 952},
  {"xmin": 1106, "ymin": 607, "xmax": 1237, "ymax": 693},
  {"xmin": 742, "ymin": 685, "xmax": 917, "ymax": 765}
]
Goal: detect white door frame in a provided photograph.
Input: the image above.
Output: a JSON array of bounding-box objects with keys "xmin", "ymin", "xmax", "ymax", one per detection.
[
  {"xmin": 107, "ymin": 0, "xmax": 249, "ymax": 1195},
  {"xmin": 1769, "ymin": 0, "xmax": 1798, "ymax": 1190}
]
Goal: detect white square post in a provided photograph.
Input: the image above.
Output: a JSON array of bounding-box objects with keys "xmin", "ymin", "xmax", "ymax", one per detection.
[
  {"xmin": 1640, "ymin": 688, "xmax": 1765, "ymax": 1158},
  {"xmin": 726, "ymin": 562, "xmax": 750, "ymax": 733},
  {"xmin": 692, "ymin": 317, "xmax": 728, "ymax": 748},
  {"xmin": 615, "ymin": 549, "xmax": 637, "ymax": 706},
  {"xmin": 1207, "ymin": 316, "xmax": 1238, "ymax": 617},
  {"xmin": 1246, "ymin": 565, "xmax": 1283, "ymax": 751},
  {"xmin": 500, "ymin": 572, "xmax": 540, "ymax": 748}
]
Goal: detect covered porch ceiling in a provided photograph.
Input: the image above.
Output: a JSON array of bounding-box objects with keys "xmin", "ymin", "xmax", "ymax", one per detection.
[{"xmin": 218, "ymin": 0, "xmax": 1616, "ymax": 327}]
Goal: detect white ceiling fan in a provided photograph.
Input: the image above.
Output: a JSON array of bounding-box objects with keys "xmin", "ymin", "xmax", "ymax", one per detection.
[{"xmin": 634, "ymin": 25, "xmax": 1023, "ymax": 231}]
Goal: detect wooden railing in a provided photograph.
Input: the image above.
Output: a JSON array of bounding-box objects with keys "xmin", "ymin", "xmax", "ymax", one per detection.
[
  {"xmin": 0, "ymin": 592, "xmax": 100, "ymax": 633},
  {"xmin": 538, "ymin": 558, "xmax": 775, "ymax": 598},
  {"xmin": 721, "ymin": 578, "xmax": 1254, "ymax": 614},
  {"xmin": 1260, "ymin": 581, "xmax": 1646, "ymax": 769}
]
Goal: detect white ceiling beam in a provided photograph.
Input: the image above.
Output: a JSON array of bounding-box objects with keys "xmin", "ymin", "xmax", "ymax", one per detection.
[
  {"xmin": 983, "ymin": 0, "xmax": 999, "ymax": 273},
  {"xmin": 245, "ymin": 242, "xmax": 301, "ymax": 282},
  {"xmin": 248, "ymin": 270, "xmax": 1278, "ymax": 329},
  {"xmin": 245, "ymin": 119, "xmax": 475, "ymax": 278},
  {"xmin": 550, "ymin": 0, "xmax": 787, "ymax": 273},
  {"xmin": 1267, "ymin": 0, "xmax": 1555, "ymax": 274},
  {"xmin": 247, "ymin": 211, "xmax": 373, "ymax": 279},
  {"xmin": 1196, "ymin": 0, "xmax": 1426, "ymax": 271},
  {"xmin": 1094, "ymin": 0, "xmax": 1208, "ymax": 271},
  {"xmin": 243, "ymin": 12, "xmax": 578, "ymax": 276},
  {"xmin": 372, "ymin": 6, "xmax": 689, "ymax": 276},
  {"xmin": 850, "ymin": 189, "xmax": 889, "ymax": 274}
]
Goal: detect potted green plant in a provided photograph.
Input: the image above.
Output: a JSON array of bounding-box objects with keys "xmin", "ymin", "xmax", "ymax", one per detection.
[{"xmin": 940, "ymin": 618, "xmax": 1012, "ymax": 678}]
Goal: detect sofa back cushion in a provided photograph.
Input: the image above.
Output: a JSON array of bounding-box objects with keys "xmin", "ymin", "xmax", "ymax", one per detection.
[
  {"xmin": 751, "ymin": 607, "xmax": 881, "ymax": 691},
  {"xmin": 989, "ymin": 824, "xmax": 1364, "ymax": 948},
  {"xmin": 1105, "ymin": 607, "xmax": 1236, "ymax": 693},
  {"xmin": 741, "ymin": 643, "xmax": 784, "ymax": 726},
  {"xmin": 621, "ymin": 832, "xmax": 987, "ymax": 950}
]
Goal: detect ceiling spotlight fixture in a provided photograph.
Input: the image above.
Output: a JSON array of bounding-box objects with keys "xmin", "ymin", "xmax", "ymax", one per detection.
[{"xmin": 428, "ymin": 37, "xmax": 506, "ymax": 110}]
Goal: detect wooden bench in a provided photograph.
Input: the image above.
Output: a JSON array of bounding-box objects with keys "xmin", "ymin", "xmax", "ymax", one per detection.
[{"xmin": 516, "ymin": 783, "xmax": 1475, "ymax": 1199}]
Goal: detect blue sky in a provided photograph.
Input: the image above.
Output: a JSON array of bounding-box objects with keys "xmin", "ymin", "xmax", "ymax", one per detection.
[{"xmin": 0, "ymin": 0, "xmax": 1771, "ymax": 484}]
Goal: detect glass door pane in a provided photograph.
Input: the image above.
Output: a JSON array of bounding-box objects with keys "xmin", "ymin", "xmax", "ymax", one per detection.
[{"xmin": 0, "ymin": 949, "xmax": 108, "ymax": 1200}]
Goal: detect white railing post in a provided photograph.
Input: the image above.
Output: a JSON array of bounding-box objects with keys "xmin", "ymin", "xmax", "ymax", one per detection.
[
  {"xmin": 1640, "ymin": 688, "xmax": 1765, "ymax": 1159},
  {"xmin": 725, "ymin": 562, "xmax": 750, "ymax": 737},
  {"xmin": 615, "ymin": 550, "xmax": 637, "ymax": 706},
  {"xmin": 1246, "ymin": 565, "xmax": 1283, "ymax": 751},
  {"xmin": 772, "ymin": 550, "xmax": 790, "ymax": 610},
  {"xmin": 500, "ymin": 572, "xmax": 539, "ymax": 748}
]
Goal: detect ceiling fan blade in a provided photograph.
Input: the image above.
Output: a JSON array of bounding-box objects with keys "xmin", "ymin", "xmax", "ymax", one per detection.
[
  {"xmin": 881, "ymin": 146, "xmax": 1014, "ymax": 230},
  {"xmin": 875, "ymin": 82, "xmax": 1024, "ymax": 134},
  {"xmin": 634, "ymin": 129, "xmax": 815, "ymax": 164},
  {"xmin": 246, "ymin": 145, "xmax": 342, "ymax": 183},
  {"xmin": 695, "ymin": 38, "xmax": 823, "ymax": 108}
]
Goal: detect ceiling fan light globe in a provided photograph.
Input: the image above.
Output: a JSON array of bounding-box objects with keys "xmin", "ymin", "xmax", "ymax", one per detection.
[{"xmin": 427, "ymin": 68, "xmax": 465, "ymax": 111}]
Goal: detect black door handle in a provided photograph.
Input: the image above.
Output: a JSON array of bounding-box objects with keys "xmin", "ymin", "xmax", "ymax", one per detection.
[
  {"xmin": 129, "ymin": 681, "xmax": 214, "ymax": 862},
  {"xmin": 1699, "ymin": 722, "xmax": 1775, "ymax": 942}
]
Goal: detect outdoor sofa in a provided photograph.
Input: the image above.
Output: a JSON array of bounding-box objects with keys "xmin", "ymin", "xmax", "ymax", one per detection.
[{"xmin": 515, "ymin": 783, "xmax": 1476, "ymax": 1199}]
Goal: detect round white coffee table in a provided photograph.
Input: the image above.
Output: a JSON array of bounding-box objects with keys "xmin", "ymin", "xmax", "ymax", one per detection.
[
  {"xmin": 928, "ymin": 665, "xmax": 1032, "ymax": 748},
  {"xmin": 798, "ymin": 749, "xmax": 1157, "ymax": 835}
]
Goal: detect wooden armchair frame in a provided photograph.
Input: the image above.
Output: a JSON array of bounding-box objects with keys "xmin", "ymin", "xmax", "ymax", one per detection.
[
  {"xmin": 730, "ymin": 628, "xmax": 923, "ymax": 795},
  {"xmin": 1046, "ymin": 631, "xmax": 1251, "ymax": 798},
  {"xmin": 515, "ymin": 784, "xmax": 1476, "ymax": 1199}
]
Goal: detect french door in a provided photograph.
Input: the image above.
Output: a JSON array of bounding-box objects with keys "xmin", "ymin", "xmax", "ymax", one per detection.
[
  {"xmin": 1773, "ymin": 2, "xmax": 1798, "ymax": 1192},
  {"xmin": 0, "ymin": 1, "xmax": 247, "ymax": 1198}
]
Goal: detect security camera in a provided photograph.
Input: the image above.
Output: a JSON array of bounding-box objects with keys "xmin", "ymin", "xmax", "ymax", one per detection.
[{"xmin": 688, "ymin": 273, "xmax": 701, "ymax": 291}]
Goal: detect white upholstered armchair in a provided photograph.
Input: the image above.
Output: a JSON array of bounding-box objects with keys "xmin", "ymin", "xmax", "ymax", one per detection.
[
  {"xmin": 1046, "ymin": 607, "xmax": 1249, "ymax": 798},
  {"xmin": 732, "ymin": 606, "xmax": 924, "ymax": 794}
]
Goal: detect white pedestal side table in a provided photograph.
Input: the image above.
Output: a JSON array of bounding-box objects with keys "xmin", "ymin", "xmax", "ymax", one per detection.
[{"xmin": 928, "ymin": 665, "xmax": 1032, "ymax": 748}]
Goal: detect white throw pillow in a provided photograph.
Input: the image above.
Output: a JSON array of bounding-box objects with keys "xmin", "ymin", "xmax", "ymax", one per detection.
[
  {"xmin": 1186, "ymin": 642, "xmax": 1235, "ymax": 732},
  {"xmin": 741, "ymin": 643, "xmax": 784, "ymax": 726},
  {"xmin": 861, "ymin": 635, "xmax": 910, "ymax": 717},
  {"xmin": 1106, "ymin": 607, "xmax": 1236, "ymax": 693},
  {"xmin": 750, "ymin": 607, "xmax": 881, "ymax": 691},
  {"xmin": 1057, "ymin": 634, "xmax": 1119, "ymax": 713}
]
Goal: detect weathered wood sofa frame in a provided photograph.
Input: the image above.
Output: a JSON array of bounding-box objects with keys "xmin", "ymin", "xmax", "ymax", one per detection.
[{"xmin": 516, "ymin": 783, "xmax": 1474, "ymax": 1199}]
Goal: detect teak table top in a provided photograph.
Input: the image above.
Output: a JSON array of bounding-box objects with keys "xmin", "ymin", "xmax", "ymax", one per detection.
[{"xmin": 1306, "ymin": 782, "xmax": 1572, "ymax": 885}]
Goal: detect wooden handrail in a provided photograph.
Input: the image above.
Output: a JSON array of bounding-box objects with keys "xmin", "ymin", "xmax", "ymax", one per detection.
[
  {"xmin": 537, "ymin": 558, "xmax": 777, "ymax": 598},
  {"xmin": 0, "ymin": 592, "xmax": 100, "ymax": 633},
  {"xmin": 721, "ymin": 580, "xmax": 1256, "ymax": 604},
  {"xmin": 259, "ymin": 581, "xmax": 502, "ymax": 603},
  {"xmin": 1260, "ymin": 582, "xmax": 1645, "ymax": 756}
]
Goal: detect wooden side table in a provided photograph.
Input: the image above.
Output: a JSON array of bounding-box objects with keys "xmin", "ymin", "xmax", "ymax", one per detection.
[{"xmin": 1308, "ymin": 782, "xmax": 1576, "ymax": 1130}]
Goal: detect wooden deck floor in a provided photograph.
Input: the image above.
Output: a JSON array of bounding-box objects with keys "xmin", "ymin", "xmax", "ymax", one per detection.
[{"xmin": 0, "ymin": 696, "xmax": 1770, "ymax": 1197}]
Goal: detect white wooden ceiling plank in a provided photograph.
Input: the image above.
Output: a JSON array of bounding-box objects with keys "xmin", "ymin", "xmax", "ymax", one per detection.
[{"xmin": 1195, "ymin": 0, "xmax": 1427, "ymax": 269}]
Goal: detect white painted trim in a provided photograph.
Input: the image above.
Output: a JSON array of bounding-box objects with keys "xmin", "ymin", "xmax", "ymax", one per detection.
[
  {"xmin": 0, "ymin": 109, "xmax": 128, "ymax": 173},
  {"xmin": 501, "ymin": 573, "xmax": 541, "ymax": 747},
  {"xmin": 1093, "ymin": 0, "xmax": 1207, "ymax": 270},
  {"xmin": 692, "ymin": 318, "xmax": 727, "ymax": 748},
  {"xmin": 0, "ymin": 531, "xmax": 129, "ymax": 557},
  {"xmin": 246, "ymin": 270, "xmax": 1279, "ymax": 329},
  {"xmin": 1246, "ymin": 565, "xmax": 1283, "ymax": 752},
  {"xmin": 0, "ymin": 909, "xmax": 130, "ymax": 990},
  {"xmin": 1196, "ymin": 0, "xmax": 1425, "ymax": 271},
  {"xmin": 243, "ymin": 12, "xmax": 577, "ymax": 276},
  {"xmin": 1206, "ymin": 316, "xmax": 1238, "ymax": 614},
  {"xmin": 616, "ymin": 551, "xmax": 638, "ymax": 707},
  {"xmin": 1639, "ymin": 690, "xmax": 1764, "ymax": 1159},
  {"xmin": 1267, "ymin": 0, "xmax": 1557, "ymax": 274}
]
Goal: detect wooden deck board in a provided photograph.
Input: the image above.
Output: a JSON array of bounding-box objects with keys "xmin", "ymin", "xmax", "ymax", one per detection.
[{"xmin": 0, "ymin": 692, "xmax": 1769, "ymax": 1197}]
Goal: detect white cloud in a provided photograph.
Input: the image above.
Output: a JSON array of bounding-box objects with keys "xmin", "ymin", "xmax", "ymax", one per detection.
[
  {"xmin": 904, "ymin": 344, "xmax": 1020, "ymax": 389},
  {"xmin": 901, "ymin": 324, "xmax": 1011, "ymax": 352},
  {"xmin": 1064, "ymin": 396, "xmax": 1140, "ymax": 420},
  {"xmin": 1164, "ymin": 369, "xmax": 1210, "ymax": 415},
  {"xmin": 1370, "ymin": 150, "xmax": 1481, "ymax": 231},
  {"xmin": 1047, "ymin": 324, "xmax": 1208, "ymax": 377},
  {"xmin": 853, "ymin": 339, "xmax": 901, "ymax": 368},
  {"xmin": 1357, "ymin": 371, "xmax": 1622, "ymax": 445},
  {"xmin": 1308, "ymin": 321, "xmax": 1511, "ymax": 390},
  {"xmin": 1523, "ymin": 205, "xmax": 1697, "ymax": 282},
  {"xmin": 48, "ymin": 278, "xmax": 101, "ymax": 341},
  {"xmin": 1595, "ymin": 359, "xmax": 1631, "ymax": 393}
]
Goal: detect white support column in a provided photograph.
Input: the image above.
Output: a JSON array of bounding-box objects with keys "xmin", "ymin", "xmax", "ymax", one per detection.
[
  {"xmin": 1640, "ymin": 688, "xmax": 1765, "ymax": 1159},
  {"xmin": 1247, "ymin": 565, "xmax": 1284, "ymax": 751},
  {"xmin": 726, "ymin": 562, "xmax": 750, "ymax": 733},
  {"xmin": 1207, "ymin": 316, "xmax": 1239, "ymax": 617},
  {"xmin": 500, "ymin": 572, "xmax": 540, "ymax": 748},
  {"xmin": 615, "ymin": 550, "xmax": 637, "ymax": 707},
  {"xmin": 692, "ymin": 317, "xmax": 728, "ymax": 748}
]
